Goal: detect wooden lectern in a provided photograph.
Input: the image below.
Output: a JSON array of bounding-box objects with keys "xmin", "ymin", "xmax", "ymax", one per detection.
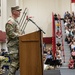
[{"xmin": 19, "ymin": 30, "xmax": 43, "ymax": 75}]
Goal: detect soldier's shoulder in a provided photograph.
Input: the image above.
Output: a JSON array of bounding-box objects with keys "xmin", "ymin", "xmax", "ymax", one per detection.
[
  {"xmin": 7, "ymin": 20, "xmax": 13, "ymax": 25},
  {"xmin": 7, "ymin": 17, "xmax": 14, "ymax": 25}
]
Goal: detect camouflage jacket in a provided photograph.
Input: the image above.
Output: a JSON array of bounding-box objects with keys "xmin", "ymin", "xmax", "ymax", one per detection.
[{"xmin": 5, "ymin": 17, "xmax": 20, "ymax": 47}]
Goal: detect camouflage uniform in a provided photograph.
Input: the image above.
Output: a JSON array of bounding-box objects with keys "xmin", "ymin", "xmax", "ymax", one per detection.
[{"xmin": 5, "ymin": 17, "xmax": 21, "ymax": 75}]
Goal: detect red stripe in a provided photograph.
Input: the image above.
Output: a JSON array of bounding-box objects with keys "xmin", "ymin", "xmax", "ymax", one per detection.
[
  {"xmin": 0, "ymin": 30, "xmax": 6, "ymax": 42},
  {"xmin": 52, "ymin": 13, "xmax": 56, "ymax": 59},
  {"xmin": 71, "ymin": 0, "xmax": 75, "ymax": 3},
  {"xmin": 43, "ymin": 37, "xmax": 52, "ymax": 44}
]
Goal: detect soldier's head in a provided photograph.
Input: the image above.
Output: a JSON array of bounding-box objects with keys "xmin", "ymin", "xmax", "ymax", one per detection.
[{"xmin": 11, "ymin": 6, "xmax": 22, "ymax": 18}]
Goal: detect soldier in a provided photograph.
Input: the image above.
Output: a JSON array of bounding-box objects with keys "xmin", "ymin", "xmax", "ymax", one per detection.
[{"xmin": 5, "ymin": 6, "xmax": 22, "ymax": 75}]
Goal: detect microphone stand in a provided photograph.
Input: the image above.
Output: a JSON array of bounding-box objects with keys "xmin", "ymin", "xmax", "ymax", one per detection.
[
  {"xmin": 21, "ymin": 20, "xmax": 29, "ymax": 34},
  {"xmin": 29, "ymin": 18, "xmax": 46, "ymax": 34},
  {"xmin": 19, "ymin": 8, "xmax": 28, "ymax": 30},
  {"xmin": 19, "ymin": 8, "xmax": 27, "ymax": 24}
]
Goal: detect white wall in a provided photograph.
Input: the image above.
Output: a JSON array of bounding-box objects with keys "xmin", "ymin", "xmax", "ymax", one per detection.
[
  {"xmin": 0, "ymin": 0, "xmax": 72, "ymax": 50},
  {"xmin": 71, "ymin": 3, "xmax": 75, "ymax": 13},
  {"xmin": 7, "ymin": 0, "xmax": 16, "ymax": 19},
  {"xmin": 60, "ymin": 0, "xmax": 71, "ymax": 17},
  {"xmin": 0, "ymin": 0, "xmax": 1, "ymax": 30},
  {"xmin": 0, "ymin": 0, "xmax": 16, "ymax": 51},
  {"xmin": 0, "ymin": 0, "xmax": 16, "ymax": 31},
  {"xmin": 19, "ymin": 0, "xmax": 71, "ymax": 37},
  {"xmin": 0, "ymin": 0, "xmax": 7, "ymax": 31},
  {"xmin": 0, "ymin": 0, "xmax": 71, "ymax": 36}
]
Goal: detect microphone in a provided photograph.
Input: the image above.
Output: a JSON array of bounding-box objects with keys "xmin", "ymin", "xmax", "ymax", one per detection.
[
  {"xmin": 26, "ymin": 16, "xmax": 35, "ymax": 24},
  {"xmin": 26, "ymin": 16, "xmax": 34, "ymax": 20}
]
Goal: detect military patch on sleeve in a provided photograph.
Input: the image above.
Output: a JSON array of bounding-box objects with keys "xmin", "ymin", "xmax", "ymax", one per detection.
[{"xmin": 7, "ymin": 20, "xmax": 13, "ymax": 25}]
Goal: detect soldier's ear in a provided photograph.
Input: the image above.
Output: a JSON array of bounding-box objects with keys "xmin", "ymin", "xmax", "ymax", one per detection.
[{"xmin": 12, "ymin": 10, "xmax": 16, "ymax": 14}]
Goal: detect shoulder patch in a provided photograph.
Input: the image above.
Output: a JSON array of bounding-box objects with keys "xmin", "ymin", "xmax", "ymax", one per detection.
[{"xmin": 7, "ymin": 20, "xmax": 13, "ymax": 25}]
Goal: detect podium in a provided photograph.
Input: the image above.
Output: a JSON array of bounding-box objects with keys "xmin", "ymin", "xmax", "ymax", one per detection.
[{"xmin": 19, "ymin": 30, "xmax": 43, "ymax": 75}]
